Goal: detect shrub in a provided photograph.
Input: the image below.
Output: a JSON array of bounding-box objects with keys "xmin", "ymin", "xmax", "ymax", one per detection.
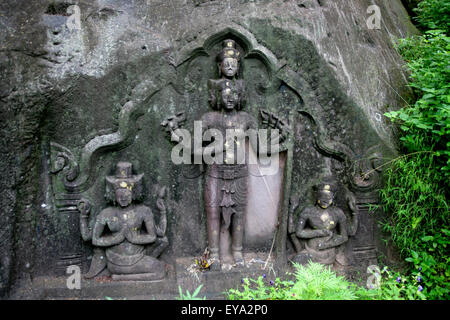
[
  {"xmin": 227, "ymin": 262, "xmax": 427, "ymax": 300},
  {"xmin": 380, "ymin": 0, "xmax": 450, "ymax": 300},
  {"xmin": 413, "ymin": 0, "xmax": 450, "ymax": 33},
  {"xmin": 227, "ymin": 262, "xmax": 358, "ymax": 300},
  {"xmin": 388, "ymin": 30, "xmax": 450, "ymax": 180}
]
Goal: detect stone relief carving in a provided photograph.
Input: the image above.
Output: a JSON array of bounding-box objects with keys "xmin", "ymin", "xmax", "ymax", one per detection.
[
  {"xmin": 77, "ymin": 162, "xmax": 168, "ymax": 281},
  {"xmin": 348, "ymin": 145, "xmax": 384, "ymax": 192},
  {"xmin": 50, "ymin": 142, "xmax": 80, "ymax": 183},
  {"xmin": 162, "ymin": 39, "xmax": 289, "ymax": 270},
  {"xmin": 45, "ymin": 24, "xmax": 386, "ymax": 277},
  {"xmin": 50, "ymin": 100, "xmax": 144, "ymax": 193},
  {"xmin": 290, "ymin": 179, "xmax": 358, "ymax": 265},
  {"xmin": 297, "ymin": 110, "xmax": 384, "ymax": 192}
]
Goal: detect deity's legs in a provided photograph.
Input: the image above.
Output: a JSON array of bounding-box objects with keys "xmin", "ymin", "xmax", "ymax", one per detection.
[
  {"xmin": 231, "ymin": 212, "xmax": 245, "ymax": 265},
  {"xmin": 108, "ymin": 255, "xmax": 165, "ymax": 281},
  {"xmin": 205, "ymin": 175, "xmax": 221, "ymax": 269}
]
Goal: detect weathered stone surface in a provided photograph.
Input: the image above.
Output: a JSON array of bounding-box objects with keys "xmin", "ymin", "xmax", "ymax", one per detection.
[{"xmin": 0, "ymin": 0, "xmax": 417, "ymax": 298}]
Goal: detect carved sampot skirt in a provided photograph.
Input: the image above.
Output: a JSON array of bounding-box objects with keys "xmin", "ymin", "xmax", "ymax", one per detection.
[{"xmin": 204, "ymin": 164, "xmax": 248, "ymax": 229}]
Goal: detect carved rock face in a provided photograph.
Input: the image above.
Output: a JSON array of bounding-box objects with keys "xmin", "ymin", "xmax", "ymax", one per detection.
[
  {"xmin": 317, "ymin": 191, "xmax": 333, "ymax": 209},
  {"xmin": 221, "ymin": 87, "xmax": 239, "ymax": 111},
  {"xmin": 115, "ymin": 188, "xmax": 132, "ymax": 208},
  {"xmin": 220, "ymin": 57, "xmax": 238, "ymax": 78}
]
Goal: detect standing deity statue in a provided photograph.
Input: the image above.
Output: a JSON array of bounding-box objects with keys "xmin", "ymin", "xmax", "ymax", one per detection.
[
  {"xmin": 291, "ymin": 179, "xmax": 358, "ymax": 265},
  {"xmin": 162, "ymin": 39, "xmax": 288, "ymax": 270},
  {"xmin": 207, "ymin": 39, "xmax": 246, "ymax": 112},
  {"xmin": 78, "ymin": 162, "xmax": 168, "ymax": 280}
]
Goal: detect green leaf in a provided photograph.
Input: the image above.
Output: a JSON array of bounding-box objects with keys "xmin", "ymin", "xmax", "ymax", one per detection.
[
  {"xmin": 192, "ymin": 284, "xmax": 204, "ymax": 298},
  {"xmin": 421, "ymin": 236, "xmax": 434, "ymax": 242}
]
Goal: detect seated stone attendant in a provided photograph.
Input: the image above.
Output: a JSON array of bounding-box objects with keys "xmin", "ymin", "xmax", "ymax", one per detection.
[
  {"xmin": 294, "ymin": 180, "xmax": 352, "ymax": 265},
  {"xmin": 91, "ymin": 161, "xmax": 167, "ymax": 281}
]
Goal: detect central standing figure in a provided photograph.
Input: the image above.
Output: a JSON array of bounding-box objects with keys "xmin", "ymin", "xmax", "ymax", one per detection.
[
  {"xmin": 202, "ymin": 40, "xmax": 255, "ymax": 268},
  {"xmin": 162, "ymin": 40, "xmax": 286, "ymax": 270}
]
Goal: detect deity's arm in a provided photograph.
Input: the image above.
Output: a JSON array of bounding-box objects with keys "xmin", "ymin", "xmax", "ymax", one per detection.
[
  {"xmin": 288, "ymin": 199, "xmax": 298, "ymax": 235},
  {"xmin": 92, "ymin": 210, "xmax": 125, "ymax": 247},
  {"xmin": 346, "ymin": 192, "xmax": 359, "ymax": 236},
  {"xmin": 155, "ymin": 187, "xmax": 167, "ymax": 237},
  {"xmin": 80, "ymin": 215, "xmax": 92, "ymax": 241},
  {"xmin": 127, "ymin": 207, "xmax": 157, "ymax": 245},
  {"xmin": 295, "ymin": 208, "xmax": 331, "ymax": 239},
  {"xmin": 336, "ymin": 209, "xmax": 349, "ymax": 244},
  {"xmin": 78, "ymin": 199, "xmax": 92, "ymax": 241}
]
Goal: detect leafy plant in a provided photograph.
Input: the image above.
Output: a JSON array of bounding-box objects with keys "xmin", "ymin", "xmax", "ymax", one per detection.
[
  {"xmin": 388, "ymin": 30, "xmax": 450, "ymax": 179},
  {"xmin": 177, "ymin": 284, "xmax": 206, "ymax": 300},
  {"xmin": 228, "ymin": 262, "xmax": 358, "ymax": 300},
  {"xmin": 380, "ymin": 0, "xmax": 450, "ymax": 300},
  {"xmin": 227, "ymin": 262, "xmax": 429, "ymax": 300},
  {"xmin": 380, "ymin": 153, "xmax": 448, "ymax": 253},
  {"xmin": 413, "ymin": 0, "xmax": 450, "ymax": 33},
  {"xmin": 405, "ymin": 246, "xmax": 450, "ymax": 299},
  {"xmin": 354, "ymin": 267, "xmax": 426, "ymax": 300}
]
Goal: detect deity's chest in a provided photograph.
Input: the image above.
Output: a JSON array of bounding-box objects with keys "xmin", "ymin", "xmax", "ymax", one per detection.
[
  {"xmin": 209, "ymin": 113, "xmax": 248, "ymax": 135},
  {"xmin": 107, "ymin": 209, "xmax": 140, "ymax": 231},
  {"xmin": 310, "ymin": 209, "xmax": 337, "ymax": 230}
]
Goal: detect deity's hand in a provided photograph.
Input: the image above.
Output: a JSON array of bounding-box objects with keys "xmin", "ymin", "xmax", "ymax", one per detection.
[
  {"xmin": 260, "ymin": 110, "xmax": 289, "ymax": 143},
  {"xmin": 124, "ymin": 227, "xmax": 136, "ymax": 242},
  {"xmin": 156, "ymin": 186, "xmax": 167, "ymax": 212},
  {"xmin": 111, "ymin": 227, "xmax": 127, "ymax": 244},
  {"xmin": 77, "ymin": 199, "xmax": 91, "ymax": 219},
  {"xmin": 325, "ymin": 229, "xmax": 334, "ymax": 239},
  {"xmin": 319, "ymin": 229, "xmax": 333, "ymax": 239},
  {"xmin": 161, "ymin": 112, "xmax": 186, "ymax": 142}
]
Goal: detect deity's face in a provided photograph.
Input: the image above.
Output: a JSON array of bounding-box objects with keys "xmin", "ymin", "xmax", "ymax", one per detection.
[
  {"xmin": 115, "ymin": 188, "xmax": 132, "ymax": 208},
  {"xmin": 317, "ymin": 191, "xmax": 333, "ymax": 209},
  {"xmin": 220, "ymin": 57, "xmax": 238, "ymax": 78},
  {"xmin": 221, "ymin": 87, "xmax": 238, "ymax": 111}
]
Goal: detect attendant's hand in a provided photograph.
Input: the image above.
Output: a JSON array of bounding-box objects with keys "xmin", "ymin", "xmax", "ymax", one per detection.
[{"xmin": 77, "ymin": 199, "xmax": 91, "ymax": 219}]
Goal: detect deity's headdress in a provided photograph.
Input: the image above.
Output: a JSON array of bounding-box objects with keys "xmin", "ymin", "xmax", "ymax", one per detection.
[
  {"xmin": 105, "ymin": 162, "xmax": 144, "ymax": 203},
  {"xmin": 217, "ymin": 39, "xmax": 241, "ymax": 62},
  {"xmin": 313, "ymin": 178, "xmax": 337, "ymax": 195}
]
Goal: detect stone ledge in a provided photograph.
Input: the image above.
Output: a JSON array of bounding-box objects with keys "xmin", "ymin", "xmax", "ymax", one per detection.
[{"xmin": 12, "ymin": 252, "xmax": 283, "ymax": 300}]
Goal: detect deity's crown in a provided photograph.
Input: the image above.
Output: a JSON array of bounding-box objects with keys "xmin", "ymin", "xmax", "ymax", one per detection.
[
  {"xmin": 218, "ymin": 39, "xmax": 241, "ymax": 61},
  {"xmin": 105, "ymin": 162, "xmax": 144, "ymax": 201},
  {"xmin": 314, "ymin": 179, "xmax": 337, "ymax": 194}
]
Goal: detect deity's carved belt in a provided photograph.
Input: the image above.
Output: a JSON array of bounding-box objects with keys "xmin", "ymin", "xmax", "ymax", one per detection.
[{"xmin": 206, "ymin": 164, "xmax": 248, "ymax": 179}]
